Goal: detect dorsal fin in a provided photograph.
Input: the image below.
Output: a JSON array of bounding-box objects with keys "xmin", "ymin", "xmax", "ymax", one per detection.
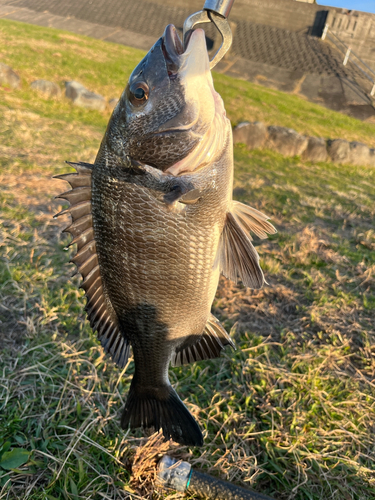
[
  {"xmin": 54, "ymin": 162, "xmax": 130, "ymax": 369},
  {"xmin": 171, "ymin": 314, "xmax": 235, "ymax": 367}
]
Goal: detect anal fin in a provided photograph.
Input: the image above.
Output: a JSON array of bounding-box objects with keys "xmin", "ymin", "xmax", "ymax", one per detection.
[{"xmin": 171, "ymin": 314, "xmax": 235, "ymax": 367}]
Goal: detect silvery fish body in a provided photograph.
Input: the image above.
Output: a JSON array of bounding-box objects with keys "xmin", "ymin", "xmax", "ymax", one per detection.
[{"xmin": 56, "ymin": 25, "xmax": 276, "ymax": 446}]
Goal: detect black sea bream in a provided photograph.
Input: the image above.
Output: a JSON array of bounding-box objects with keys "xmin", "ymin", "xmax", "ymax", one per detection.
[{"xmin": 56, "ymin": 25, "xmax": 276, "ymax": 446}]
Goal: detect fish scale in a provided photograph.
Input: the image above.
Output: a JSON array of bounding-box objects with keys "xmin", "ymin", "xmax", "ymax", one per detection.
[
  {"xmin": 92, "ymin": 163, "xmax": 226, "ymax": 340},
  {"xmin": 56, "ymin": 24, "xmax": 276, "ymax": 446}
]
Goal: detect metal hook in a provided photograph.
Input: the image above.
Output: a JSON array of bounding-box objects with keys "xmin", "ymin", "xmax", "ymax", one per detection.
[{"xmin": 183, "ymin": 4, "xmax": 233, "ymax": 70}]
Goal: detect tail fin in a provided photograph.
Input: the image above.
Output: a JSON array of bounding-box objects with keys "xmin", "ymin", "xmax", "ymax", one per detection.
[{"xmin": 121, "ymin": 380, "xmax": 203, "ymax": 446}]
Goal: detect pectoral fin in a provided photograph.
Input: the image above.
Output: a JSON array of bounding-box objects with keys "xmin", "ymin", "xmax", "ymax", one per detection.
[
  {"xmin": 216, "ymin": 202, "xmax": 276, "ymax": 289},
  {"xmin": 163, "ymin": 184, "xmax": 201, "ymax": 205},
  {"xmin": 231, "ymin": 201, "xmax": 277, "ymax": 240},
  {"xmin": 178, "ymin": 188, "xmax": 201, "ymax": 205},
  {"xmin": 136, "ymin": 164, "xmax": 201, "ymax": 205}
]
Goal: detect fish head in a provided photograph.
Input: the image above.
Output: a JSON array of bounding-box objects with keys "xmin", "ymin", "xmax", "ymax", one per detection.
[{"xmin": 105, "ymin": 24, "xmax": 221, "ymax": 172}]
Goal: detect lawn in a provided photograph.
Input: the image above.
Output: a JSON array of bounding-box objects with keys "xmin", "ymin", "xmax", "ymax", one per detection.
[{"xmin": 0, "ymin": 18, "xmax": 375, "ymax": 500}]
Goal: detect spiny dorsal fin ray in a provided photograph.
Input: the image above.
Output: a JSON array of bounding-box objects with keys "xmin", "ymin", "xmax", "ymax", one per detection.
[
  {"xmin": 82, "ymin": 274, "xmax": 101, "ymax": 295},
  {"xmin": 68, "ymin": 227, "xmax": 95, "ymax": 251},
  {"xmin": 56, "ymin": 186, "xmax": 91, "ymax": 205},
  {"xmin": 81, "ymin": 266, "xmax": 101, "ymax": 291},
  {"xmin": 63, "ymin": 214, "xmax": 93, "ymax": 238},
  {"xmin": 65, "ymin": 161, "xmax": 94, "ymax": 174},
  {"xmin": 84, "ymin": 285, "xmax": 102, "ymax": 309},
  {"xmin": 55, "ymin": 161, "xmax": 130, "ymax": 369},
  {"xmin": 55, "ymin": 201, "xmax": 91, "ymax": 221},
  {"xmin": 70, "ymin": 240, "xmax": 96, "ymax": 267},
  {"xmin": 171, "ymin": 314, "xmax": 235, "ymax": 367},
  {"xmin": 86, "ymin": 295, "xmax": 105, "ymax": 317},
  {"xmin": 54, "ymin": 172, "xmax": 92, "ymax": 189}
]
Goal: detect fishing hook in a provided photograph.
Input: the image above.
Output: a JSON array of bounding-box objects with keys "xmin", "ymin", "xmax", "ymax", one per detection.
[{"xmin": 183, "ymin": 0, "xmax": 234, "ymax": 70}]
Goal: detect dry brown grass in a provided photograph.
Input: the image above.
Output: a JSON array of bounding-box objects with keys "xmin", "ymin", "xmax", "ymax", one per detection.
[
  {"xmin": 1, "ymin": 116, "xmax": 375, "ymax": 500},
  {"xmin": 1, "ymin": 18, "xmax": 375, "ymax": 500}
]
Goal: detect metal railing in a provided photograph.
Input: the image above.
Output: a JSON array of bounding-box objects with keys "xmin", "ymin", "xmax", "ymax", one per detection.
[{"xmin": 321, "ymin": 23, "xmax": 375, "ymax": 97}]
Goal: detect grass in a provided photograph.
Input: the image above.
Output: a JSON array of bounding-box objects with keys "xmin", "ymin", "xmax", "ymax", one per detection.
[
  {"xmin": 1, "ymin": 19, "xmax": 375, "ymax": 146},
  {"xmin": 0, "ymin": 17, "xmax": 375, "ymax": 500}
]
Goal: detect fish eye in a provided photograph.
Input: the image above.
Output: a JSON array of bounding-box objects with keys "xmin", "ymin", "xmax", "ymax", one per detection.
[
  {"xmin": 129, "ymin": 82, "xmax": 149, "ymax": 106},
  {"xmin": 134, "ymin": 88, "xmax": 145, "ymax": 99}
]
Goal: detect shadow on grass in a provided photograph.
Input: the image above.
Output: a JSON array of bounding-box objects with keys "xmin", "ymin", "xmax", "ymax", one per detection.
[{"xmin": 1, "ymin": 167, "xmax": 375, "ymax": 499}]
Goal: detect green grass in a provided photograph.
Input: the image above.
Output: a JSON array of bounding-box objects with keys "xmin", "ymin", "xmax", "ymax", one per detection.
[
  {"xmin": 1, "ymin": 18, "xmax": 375, "ymax": 500},
  {"xmin": 1, "ymin": 18, "xmax": 375, "ymax": 145}
]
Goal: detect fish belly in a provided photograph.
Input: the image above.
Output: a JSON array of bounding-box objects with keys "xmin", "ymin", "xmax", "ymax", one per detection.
[{"xmin": 91, "ymin": 172, "xmax": 223, "ymax": 353}]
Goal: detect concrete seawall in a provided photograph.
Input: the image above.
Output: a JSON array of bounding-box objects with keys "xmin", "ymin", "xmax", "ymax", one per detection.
[{"xmin": 1, "ymin": 0, "xmax": 374, "ymax": 119}]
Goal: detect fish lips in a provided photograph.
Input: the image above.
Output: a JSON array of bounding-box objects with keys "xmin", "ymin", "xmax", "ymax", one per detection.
[
  {"xmin": 162, "ymin": 24, "xmax": 184, "ymax": 78},
  {"xmin": 154, "ymin": 25, "xmax": 199, "ymax": 136}
]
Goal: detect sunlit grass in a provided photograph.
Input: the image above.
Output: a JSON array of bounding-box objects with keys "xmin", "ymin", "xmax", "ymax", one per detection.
[
  {"xmin": 1, "ymin": 18, "xmax": 375, "ymax": 144},
  {"xmin": 1, "ymin": 17, "xmax": 375, "ymax": 500}
]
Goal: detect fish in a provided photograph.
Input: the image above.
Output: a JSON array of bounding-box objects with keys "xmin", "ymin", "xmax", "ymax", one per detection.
[{"xmin": 55, "ymin": 24, "xmax": 276, "ymax": 447}]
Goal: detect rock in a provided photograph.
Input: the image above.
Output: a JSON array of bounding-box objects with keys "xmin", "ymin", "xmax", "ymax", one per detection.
[
  {"xmin": 369, "ymin": 149, "xmax": 375, "ymax": 167},
  {"xmin": 302, "ymin": 136, "xmax": 328, "ymax": 162},
  {"xmin": 349, "ymin": 142, "xmax": 371, "ymax": 166},
  {"xmin": 233, "ymin": 121, "xmax": 268, "ymax": 149},
  {"xmin": 108, "ymin": 98, "xmax": 119, "ymax": 111},
  {"xmin": 65, "ymin": 81, "xmax": 106, "ymax": 111},
  {"xmin": 327, "ymin": 139, "xmax": 350, "ymax": 164},
  {"xmin": 30, "ymin": 79, "xmax": 61, "ymax": 98},
  {"xmin": 0, "ymin": 63, "xmax": 20, "ymax": 89},
  {"xmin": 266, "ymin": 126, "xmax": 308, "ymax": 157},
  {"xmin": 65, "ymin": 80, "xmax": 86, "ymax": 97}
]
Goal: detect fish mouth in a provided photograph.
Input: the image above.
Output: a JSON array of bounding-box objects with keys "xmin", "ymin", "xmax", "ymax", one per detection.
[
  {"xmin": 161, "ymin": 24, "xmax": 208, "ymax": 73},
  {"xmin": 157, "ymin": 25, "xmax": 208, "ymax": 136},
  {"xmin": 162, "ymin": 25, "xmax": 184, "ymax": 79},
  {"xmin": 154, "ymin": 23, "xmax": 227, "ymax": 175}
]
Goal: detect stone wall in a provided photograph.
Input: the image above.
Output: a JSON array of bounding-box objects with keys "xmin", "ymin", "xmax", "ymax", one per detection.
[
  {"xmin": 153, "ymin": 0, "xmax": 328, "ymax": 36},
  {"xmin": 227, "ymin": 1, "xmax": 375, "ymax": 83},
  {"xmin": 159, "ymin": 0, "xmax": 375, "ymax": 73},
  {"xmin": 160, "ymin": 0, "xmax": 375, "ymax": 72},
  {"xmin": 229, "ymin": 0, "xmax": 327, "ymax": 35},
  {"xmin": 326, "ymin": 9, "xmax": 375, "ymax": 73},
  {"xmin": 7, "ymin": 0, "xmax": 374, "ymax": 117}
]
